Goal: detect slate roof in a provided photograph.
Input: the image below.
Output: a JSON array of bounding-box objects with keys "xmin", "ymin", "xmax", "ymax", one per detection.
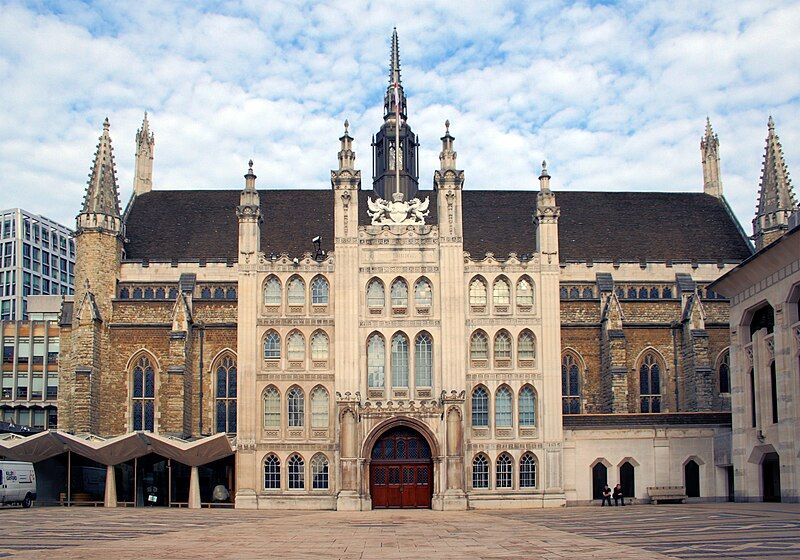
[{"xmin": 123, "ymin": 189, "xmax": 753, "ymax": 263}]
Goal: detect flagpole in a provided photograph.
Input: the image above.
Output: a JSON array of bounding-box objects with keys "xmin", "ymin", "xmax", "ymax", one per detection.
[{"xmin": 395, "ymin": 81, "xmax": 400, "ymax": 196}]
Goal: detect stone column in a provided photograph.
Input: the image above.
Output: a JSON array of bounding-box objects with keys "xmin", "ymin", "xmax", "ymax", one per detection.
[
  {"xmin": 188, "ymin": 466, "xmax": 201, "ymax": 509},
  {"xmin": 104, "ymin": 464, "xmax": 117, "ymax": 507}
]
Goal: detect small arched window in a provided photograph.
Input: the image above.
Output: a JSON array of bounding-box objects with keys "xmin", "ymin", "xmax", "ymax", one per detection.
[
  {"xmin": 155, "ymin": 287, "xmax": 165, "ymax": 299},
  {"xmin": 414, "ymin": 332, "xmax": 433, "ymax": 387},
  {"xmin": 561, "ymin": 353, "xmax": 581, "ymax": 414},
  {"xmin": 263, "ymin": 386, "xmax": 280, "ymax": 428},
  {"xmin": 367, "ymin": 279, "xmax": 385, "ymax": 309},
  {"xmin": 310, "ymin": 276, "xmax": 329, "ymax": 305},
  {"xmin": 472, "ymin": 454, "xmax": 489, "ymax": 489},
  {"xmin": 470, "ymin": 331, "xmax": 488, "ymax": 361},
  {"xmin": 263, "ymin": 331, "xmax": 281, "ymax": 360},
  {"xmin": 493, "ymin": 277, "xmax": 511, "ymax": 305},
  {"xmin": 471, "ymin": 386, "xmax": 489, "ymax": 427},
  {"xmin": 569, "ymin": 287, "xmax": 579, "ymax": 299},
  {"xmin": 391, "ymin": 333, "xmax": 409, "ymax": 388},
  {"xmin": 264, "ymin": 277, "xmax": 281, "ymax": 306},
  {"xmin": 215, "ymin": 355, "xmax": 237, "ymax": 434},
  {"xmin": 582, "ymin": 287, "xmax": 593, "ymax": 299},
  {"xmin": 494, "ymin": 331, "xmax": 512, "ymax": 364},
  {"xmin": 663, "ymin": 286, "xmax": 673, "ymax": 299},
  {"xmin": 367, "ymin": 333, "xmax": 385, "ymax": 388},
  {"xmin": 639, "ymin": 352, "xmax": 662, "ymax": 413},
  {"xmin": 649, "ymin": 287, "xmax": 660, "ymax": 299},
  {"xmin": 287, "ymin": 331, "xmax": 305, "ymax": 362},
  {"xmin": 518, "ymin": 331, "xmax": 535, "ymax": 364},
  {"xmin": 390, "ymin": 278, "xmax": 408, "ymax": 308},
  {"xmin": 311, "ymin": 454, "xmax": 329, "ymax": 490},
  {"xmin": 310, "ymin": 330, "xmax": 329, "ymax": 361},
  {"xmin": 264, "ymin": 454, "xmax": 281, "ymax": 489},
  {"xmin": 496, "ymin": 453, "xmax": 512, "ymax": 488},
  {"xmin": 516, "ymin": 277, "xmax": 534, "ymax": 307},
  {"xmin": 131, "ymin": 355, "xmax": 155, "ymax": 432},
  {"xmin": 560, "ymin": 287, "xmax": 568, "ymax": 299},
  {"xmin": 469, "ymin": 277, "xmax": 487, "ymax": 305},
  {"xmin": 310, "ymin": 386, "xmax": 329, "ymax": 428},
  {"xmin": 288, "ymin": 454, "xmax": 304, "ymax": 489},
  {"xmin": 519, "ymin": 385, "xmax": 536, "ymax": 427},
  {"xmin": 627, "ymin": 287, "xmax": 637, "ymax": 299},
  {"xmin": 287, "ymin": 276, "xmax": 305, "ymax": 306},
  {"xmin": 414, "ymin": 278, "xmax": 433, "ymax": 307},
  {"xmin": 520, "ymin": 453, "xmax": 537, "ymax": 488},
  {"xmin": 144, "ymin": 287, "xmax": 154, "ymax": 299},
  {"xmin": 495, "ymin": 386, "xmax": 512, "ymax": 427},
  {"xmin": 287, "ymin": 386, "xmax": 304, "ymax": 427},
  {"xmin": 213, "ymin": 287, "xmax": 225, "ymax": 299},
  {"xmin": 719, "ymin": 350, "xmax": 730, "ymax": 394}
]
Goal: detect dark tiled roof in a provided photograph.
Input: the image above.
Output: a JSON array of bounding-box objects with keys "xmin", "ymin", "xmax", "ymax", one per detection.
[{"xmin": 124, "ymin": 189, "xmax": 752, "ymax": 262}]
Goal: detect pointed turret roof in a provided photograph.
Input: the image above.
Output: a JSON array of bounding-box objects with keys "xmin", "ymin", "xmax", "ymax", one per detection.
[
  {"xmin": 383, "ymin": 28, "xmax": 407, "ymax": 120},
  {"xmin": 81, "ymin": 118, "xmax": 121, "ymax": 218},
  {"xmin": 390, "ymin": 27, "xmax": 401, "ymax": 86},
  {"xmin": 136, "ymin": 111, "xmax": 154, "ymax": 148},
  {"xmin": 756, "ymin": 116, "xmax": 796, "ymax": 217}
]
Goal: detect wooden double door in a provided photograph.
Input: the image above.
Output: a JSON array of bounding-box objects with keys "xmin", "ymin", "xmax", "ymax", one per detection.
[{"xmin": 369, "ymin": 426, "xmax": 433, "ymax": 509}]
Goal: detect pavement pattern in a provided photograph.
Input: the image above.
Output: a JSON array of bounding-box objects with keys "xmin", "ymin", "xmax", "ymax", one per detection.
[{"xmin": 0, "ymin": 502, "xmax": 797, "ymax": 559}]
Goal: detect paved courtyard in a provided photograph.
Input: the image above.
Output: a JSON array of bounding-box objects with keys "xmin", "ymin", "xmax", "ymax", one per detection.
[{"xmin": 0, "ymin": 503, "xmax": 798, "ymax": 559}]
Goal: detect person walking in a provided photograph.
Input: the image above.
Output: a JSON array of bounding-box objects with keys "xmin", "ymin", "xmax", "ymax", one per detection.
[
  {"xmin": 601, "ymin": 484, "xmax": 612, "ymax": 506},
  {"xmin": 613, "ymin": 483, "xmax": 625, "ymax": 506}
]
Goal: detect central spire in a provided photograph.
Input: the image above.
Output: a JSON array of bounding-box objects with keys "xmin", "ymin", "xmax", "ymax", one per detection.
[
  {"xmin": 384, "ymin": 27, "xmax": 407, "ymax": 121},
  {"xmin": 390, "ymin": 27, "xmax": 401, "ymax": 86}
]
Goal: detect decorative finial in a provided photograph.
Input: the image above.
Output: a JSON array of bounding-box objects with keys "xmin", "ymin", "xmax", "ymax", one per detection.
[
  {"xmin": 344, "ymin": 119, "xmax": 349, "ymax": 133},
  {"xmin": 541, "ymin": 160, "xmax": 549, "ymax": 176},
  {"xmin": 768, "ymin": 115, "xmax": 775, "ymax": 131},
  {"xmin": 445, "ymin": 119, "xmax": 450, "ymax": 133},
  {"xmin": 103, "ymin": 117, "xmax": 110, "ymax": 130},
  {"xmin": 539, "ymin": 160, "xmax": 551, "ymax": 191},
  {"xmin": 248, "ymin": 159, "xmax": 254, "ymax": 172}
]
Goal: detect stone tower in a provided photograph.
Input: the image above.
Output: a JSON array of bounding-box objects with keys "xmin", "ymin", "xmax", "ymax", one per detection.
[
  {"xmin": 133, "ymin": 112, "xmax": 155, "ymax": 196},
  {"xmin": 701, "ymin": 118, "xmax": 722, "ymax": 198},
  {"xmin": 60, "ymin": 118, "xmax": 123, "ymax": 433},
  {"xmin": 371, "ymin": 29, "xmax": 419, "ymax": 201},
  {"xmin": 753, "ymin": 117, "xmax": 797, "ymax": 250}
]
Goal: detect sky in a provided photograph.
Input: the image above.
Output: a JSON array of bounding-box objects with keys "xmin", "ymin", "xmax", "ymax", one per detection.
[{"xmin": 0, "ymin": 0, "xmax": 798, "ymax": 234}]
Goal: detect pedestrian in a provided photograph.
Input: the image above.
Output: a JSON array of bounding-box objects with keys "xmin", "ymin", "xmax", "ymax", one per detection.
[
  {"xmin": 601, "ymin": 484, "xmax": 612, "ymax": 506},
  {"xmin": 613, "ymin": 483, "xmax": 625, "ymax": 506}
]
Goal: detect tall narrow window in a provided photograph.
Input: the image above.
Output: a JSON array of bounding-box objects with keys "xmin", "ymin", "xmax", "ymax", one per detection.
[
  {"xmin": 518, "ymin": 331, "xmax": 535, "ymax": 364},
  {"xmin": 311, "ymin": 454, "xmax": 329, "ymax": 490},
  {"xmin": 287, "ymin": 386, "xmax": 304, "ymax": 428},
  {"xmin": 215, "ymin": 355, "xmax": 237, "ymax": 434},
  {"xmin": 414, "ymin": 278, "xmax": 432, "ymax": 308},
  {"xmin": 472, "ymin": 454, "xmax": 489, "ymax": 489},
  {"xmin": 495, "ymin": 386, "xmax": 512, "ymax": 427},
  {"xmin": 471, "ymin": 386, "xmax": 489, "ymax": 427},
  {"xmin": 287, "ymin": 277, "xmax": 305, "ymax": 306},
  {"xmin": 288, "ymin": 454, "xmax": 304, "ymax": 489},
  {"xmin": 263, "ymin": 386, "xmax": 280, "ymax": 428},
  {"xmin": 390, "ymin": 279, "xmax": 408, "ymax": 309},
  {"xmin": 264, "ymin": 278, "xmax": 281, "ymax": 305},
  {"xmin": 264, "ymin": 454, "xmax": 281, "ymax": 489},
  {"xmin": 287, "ymin": 331, "xmax": 305, "ymax": 362},
  {"xmin": 391, "ymin": 333, "xmax": 409, "ymax": 388},
  {"xmin": 132, "ymin": 355, "xmax": 155, "ymax": 431},
  {"xmin": 310, "ymin": 386, "xmax": 329, "ymax": 429},
  {"xmin": 367, "ymin": 279, "xmax": 385, "ymax": 309},
  {"xmin": 310, "ymin": 276, "xmax": 329, "ymax": 305},
  {"xmin": 493, "ymin": 278, "xmax": 511, "ymax": 305},
  {"xmin": 414, "ymin": 332, "xmax": 433, "ymax": 387},
  {"xmin": 749, "ymin": 368, "xmax": 757, "ymax": 427},
  {"xmin": 770, "ymin": 361, "xmax": 778, "ymax": 424},
  {"xmin": 639, "ymin": 353, "xmax": 661, "ymax": 413},
  {"xmin": 496, "ymin": 453, "xmax": 512, "ymax": 488},
  {"xmin": 494, "ymin": 331, "xmax": 511, "ymax": 365},
  {"xmin": 367, "ymin": 333, "xmax": 385, "ymax": 388},
  {"xmin": 470, "ymin": 330, "xmax": 488, "ymax": 361},
  {"xmin": 516, "ymin": 277, "xmax": 534, "ymax": 307},
  {"xmin": 520, "ymin": 453, "xmax": 537, "ymax": 488},
  {"xmin": 263, "ymin": 331, "xmax": 281, "ymax": 361},
  {"xmin": 519, "ymin": 386, "xmax": 536, "ymax": 427},
  {"xmin": 561, "ymin": 353, "xmax": 581, "ymax": 414},
  {"xmin": 719, "ymin": 351, "xmax": 730, "ymax": 393},
  {"xmin": 310, "ymin": 330, "xmax": 329, "ymax": 362},
  {"xmin": 469, "ymin": 277, "xmax": 487, "ymax": 305}
]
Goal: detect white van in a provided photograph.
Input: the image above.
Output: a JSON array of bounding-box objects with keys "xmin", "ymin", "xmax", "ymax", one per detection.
[{"xmin": 0, "ymin": 461, "xmax": 37, "ymax": 508}]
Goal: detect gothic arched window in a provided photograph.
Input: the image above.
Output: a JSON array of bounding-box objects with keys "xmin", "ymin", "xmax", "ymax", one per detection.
[
  {"xmin": 263, "ymin": 386, "xmax": 280, "ymax": 428},
  {"xmin": 310, "ymin": 330, "xmax": 329, "ymax": 362},
  {"xmin": 516, "ymin": 277, "xmax": 534, "ymax": 307},
  {"xmin": 414, "ymin": 278, "xmax": 432, "ymax": 308},
  {"xmin": 496, "ymin": 453, "xmax": 512, "ymax": 488},
  {"xmin": 518, "ymin": 330, "xmax": 535, "ymax": 364},
  {"xmin": 286, "ymin": 331, "xmax": 305, "ymax": 362},
  {"xmin": 131, "ymin": 355, "xmax": 155, "ymax": 431},
  {"xmin": 287, "ymin": 454, "xmax": 304, "ymax": 489},
  {"xmin": 639, "ymin": 352, "xmax": 662, "ymax": 413},
  {"xmin": 414, "ymin": 332, "xmax": 433, "ymax": 387},
  {"xmin": 649, "ymin": 287, "xmax": 660, "ymax": 299},
  {"xmin": 215, "ymin": 354, "xmax": 237, "ymax": 434},
  {"xmin": 471, "ymin": 386, "xmax": 489, "ymax": 427},
  {"xmin": 561, "ymin": 352, "xmax": 581, "ymax": 414},
  {"xmin": 719, "ymin": 350, "xmax": 730, "ymax": 394},
  {"xmin": 494, "ymin": 330, "xmax": 512, "ymax": 365},
  {"xmin": 470, "ymin": 330, "xmax": 488, "ymax": 361},
  {"xmin": 367, "ymin": 333, "xmax": 385, "ymax": 388},
  {"xmin": 519, "ymin": 385, "xmax": 536, "ymax": 427},
  {"xmin": 520, "ymin": 453, "xmax": 537, "ymax": 488},
  {"xmin": 287, "ymin": 276, "xmax": 305, "ymax": 306},
  {"xmin": 310, "ymin": 386, "xmax": 329, "ymax": 428},
  {"xmin": 264, "ymin": 277, "xmax": 281, "ymax": 306},
  {"xmin": 469, "ymin": 277, "xmax": 487, "ymax": 306},
  {"xmin": 311, "ymin": 453, "xmax": 329, "ymax": 490},
  {"xmin": 391, "ymin": 332, "xmax": 409, "ymax": 388},
  {"xmin": 310, "ymin": 275, "xmax": 329, "ymax": 305},
  {"xmin": 263, "ymin": 331, "xmax": 281, "ymax": 361},
  {"xmin": 472, "ymin": 454, "xmax": 489, "ymax": 489},
  {"xmin": 264, "ymin": 454, "xmax": 280, "ymax": 489},
  {"xmin": 495, "ymin": 386, "xmax": 512, "ymax": 427},
  {"xmin": 287, "ymin": 386, "xmax": 305, "ymax": 427},
  {"xmin": 390, "ymin": 278, "xmax": 408, "ymax": 309},
  {"xmin": 367, "ymin": 279, "xmax": 385, "ymax": 309},
  {"xmin": 493, "ymin": 277, "xmax": 511, "ymax": 305}
]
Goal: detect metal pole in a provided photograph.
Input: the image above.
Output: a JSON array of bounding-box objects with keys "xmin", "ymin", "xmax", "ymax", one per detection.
[
  {"xmin": 134, "ymin": 456, "xmax": 137, "ymax": 507},
  {"xmin": 66, "ymin": 450, "xmax": 71, "ymax": 506},
  {"xmin": 395, "ymin": 83, "xmax": 400, "ymax": 195},
  {"xmin": 168, "ymin": 459, "xmax": 172, "ymax": 507}
]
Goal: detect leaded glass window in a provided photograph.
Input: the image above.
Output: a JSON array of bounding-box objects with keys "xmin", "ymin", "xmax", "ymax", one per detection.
[
  {"xmin": 469, "ymin": 277, "xmax": 487, "ymax": 305},
  {"xmin": 470, "ymin": 331, "xmax": 488, "ymax": 361},
  {"xmin": 519, "ymin": 386, "xmax": 536, "ymax": 427},
  {"xmin": 391, "ymin": 279, "xmax": 408, "ymax": 308},
  {"xmin": 132, "ymin": 355, "xmax": 155, "ymax": 432},
  {"xmin": 472, "ymin": 386, "xmax": 489, "ymax": 427},
  {"xmin": 493, "ymin": 278, "xmax": 511, "ymax": 305},
  {"xmin": 639, "ymin": 353, "xmax": 661, "ymax": 413},
  {"xmin": 264, "ymin": 277, "xmax": 281, "ymax": 306},
  {"xmin": 719, "ymin": 350, "xmax": 730, "ymax": 394},
  {"xmin": 310, "ymin": 386, "xmax": 329, "ymax": 428},
  {"xmin": 495, "ymin": 386, "xmax": 512, "ymax": 427},
  {"xmin": 310, "ymin": 276, "xmax": 329, "ymax": 305},
  {"xmin": 311, "ymin": 454, "xmax": 329, "ymax": 490},
  {"xmin": 263, "ymin": 386, "xmax": 280, "ymax": 428},
  {"xmin": 561, "ymin": 353, "xmax": 581, "ymax": 414},
  {"xmin": 472, "ymin": 454, "xmax": 489, "ymax": 489},
  {"xmin": 287, "ymin": 331, "xmax": 305, "ymax": 362},
  {"xmin": 287, "ymin": 386, "xmax": 304, "ymax": 427},
  {"xmin": 391, "ymin": 333, "xmax": 409, "ymax": 388},
  {"xmin": 367, "ymin": 279, "xmax": 385, "ymax": 308},
  {"xmin": 288, "ymin": 454, "xmax": 304, "ymax": 489},
  {"xmin": 494, "ymin": 331, "xmax": 511, "ymax": 362},
  {"xmin": 215, "ymin": 355, "xmax": 237, "ymax": 434},
  {"xmin": 263, "ymin": 331, "xmax": 281, "ymax": 360},
  {"xmin": 414, "ymin": 332, "xmax": 433, "ymax": 387},
  {"xmin": 264, "ymin": 455, "xmax": 280, "ymax": 489},
  {"xmin": 516, "ymin": 277, "xmax": 534, "ymax": 306},
  {"xmin": 518, "ymin": 331, "xmax": 535, "ymax": 362},
  {"xmin": 414, "ymin": 278, "xmax": 432, "ymax": 307},
  {"xmin": 367, "ymin": 333, "xmax": 385, "ymax": 388},
  {"xmin": 310, "ymin": 330, "xmax": 329, "ymax": 361},
  {"xmin": 520, "ymin": 453, "xmax": 537, "ymax": 488},
  {"xmin": 496, "ymin": 453, "xmax": 512, "ymax": 488},
  {"xmin": 287, "ymin": 277, "xmax": 305, "ymax": 306}
]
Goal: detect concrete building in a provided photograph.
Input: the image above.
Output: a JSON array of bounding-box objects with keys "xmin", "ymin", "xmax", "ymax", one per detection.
[
  {"xmin": 3, "ymin": 32, "xmax": 794, "ymax": 509},
  {"xmin": 0, "ymin": 208, "xmax": 75, "ymax": 320}
]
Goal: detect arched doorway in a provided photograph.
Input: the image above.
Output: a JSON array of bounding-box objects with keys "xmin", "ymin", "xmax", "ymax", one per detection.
[
  {"xmin": 685, "ymin": 460, "xmax": 700, "ymax": 498},
  {"xmin": 762, "ymin": 452, "xmax": 781, "ymax": 502},
  {"xmin": 620, "ymin": 461, "xmax": 635, "ymax": 499},
  {"xmin": 369, "ymin": 426, "xmax": 432, "ymax": 509},
  {"xmin": 592, "ymin": 462, "xmax": 608, "ymax": 500}
]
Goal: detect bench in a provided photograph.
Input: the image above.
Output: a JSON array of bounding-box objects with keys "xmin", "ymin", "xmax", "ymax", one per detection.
[{"xmin": 647, "ymin": 486, "xmax": 687, "ymax": 504}]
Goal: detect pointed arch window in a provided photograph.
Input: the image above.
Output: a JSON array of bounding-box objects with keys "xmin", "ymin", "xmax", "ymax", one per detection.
[
  {"xmin": 310, "ymin": 276, "xmax": 329, "ymax": 305},
  {"xmin": 414, "ymin": 278, "xmax": 432, "ymax": 308},
  {"xmin": 469, "ymin": 277, "xmax": 487, "ymax": 306},
  {"xmin": 311, "ymin": 454, "xmax": 329, "ymax": 490},
  {"xmin": 493, "ymin": 277, "xmax": 511, "ymax": 305},
  {"xmin": 264, "ymin": 277, "xmax": 281, "ymax": 306},
  {"xmin": 414, "ymin": 332, "xmax": 433, "ymax": 387},
  {"xmin": 496, "ymin": 453, "xmax": 512, "ymax": 488},
  {"xmin": 310, "ymin": 386, "xmax": 329, "ymax": 429},
  {"xmin": 287, "ymin": 331, "xmax": 305, "ymax": 362},
  {"xmin": 263, "ymin": 386, "xmax": 280, "ymax": 428},
  {"xmin": 470, "ymin": 331, "xmax": 488, "ymax": 361},
  {"xmin": 287, "ymin": 386, "xmax": 305, "ymax": 427},
  {"xmin": 288, "ymin": 454, "xmax": 304, "ymax": 489},
  {"xmin": 391, "ymin": 333, "xmax": 409, "ymax": 388},
  {"xmin": 287, "ymin": 277, "xmax": 305, "ymax": 306},
  {"xmin": 516, "ymin": 277, "xmax": 534, "ymax": 307},
  {"xmin": 132, "ymin": 355, "xmax": 155, "ymax": 432},
  {"xmin": 719, "ymin": 350, "xmax": 730, "ymax": 394},
  {"xmin": 263, "ymin": 331, "xmax": 281, "ymax": 361},
  {"xmin": 367, "ymin": 279, "xmax": 385, "ymax": 309},
  {"xmin": 561, "ymin": 353, "xmax": 581, "ymax": 414},
  {"xmin": 264, "ymin": 454, "xmax": 281, "ymax": 489},
  {"xmin": 471, "ymin": 386, "xmax": 489, "ymax": 427},
  {"xmin": 495, "ymin": 386, "xmax": 512, "ymax": 427},
  {"xmin": 639, "ymin": 353, "xmax": 661, "ymax": 413},
  {"xmin": 494, "ymin": 331, "xmax": 512, "ymax": 365},
  {"xmin": 520, "ymin": 453, "xmax": 537, "ymax": 488},
  {"xmin": 519, "ymin": 386, "xmax": 536, "ymax": 427},
  {"xmin": 310, "ymin": 330, "xmax": 329, "ymax": 362},
  {"xmin": 390, "ymin": 278, "xmax": 408, "ymax": 309},
  {"xmin": 518, "ymin": 331, "xmax": 535, "ymax": 364},
  {"xmin": 472, "ymin": 454, "xmax": 489, "ymax": 489},
  {"xmin": 367, "ymin": 333, "xmax": 385, "ymax": 388},
  {"xmin": 215, "ymin": 355, "xmax": 237, "ymax": 434}
]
